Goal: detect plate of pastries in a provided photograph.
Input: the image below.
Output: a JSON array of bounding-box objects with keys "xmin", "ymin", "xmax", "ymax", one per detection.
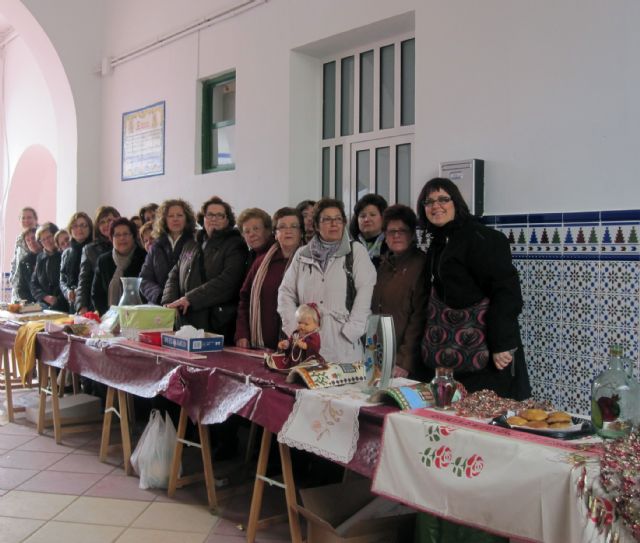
[{"xmin": 494, "ymin": 409, "xmax": 594, "ymax": 439}]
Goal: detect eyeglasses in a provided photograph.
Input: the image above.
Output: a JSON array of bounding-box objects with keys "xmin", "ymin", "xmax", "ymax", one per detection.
[
  {"xmin": 423, "ymin": 196, "xmax": 452, "ymax": 207},
  {"xmin": 386, "ymin": 228, "xmax": 410, "ymax": 237},
  {"xmin": 276, "ymin": 224, "xmax": 300, "ymax": 231},
  {"xmin": 205, "ymin": 212, "xmax": 227, "ymax": 220},
  {"xmin": 319, "ymin": 216, "xmax": 344, "ymax": 225},
  {"xmin": 71, "ymin": 223, "xmax": 89, "ymax": 230},
  {"xmin": 113, "ymin": 232, "xmax": 133, "ymax": 239}
]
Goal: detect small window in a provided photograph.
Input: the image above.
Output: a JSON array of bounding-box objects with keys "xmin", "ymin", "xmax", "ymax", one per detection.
[{"xmin": 202, "ymin": 72, "xmax": 236, "ymax": 172}]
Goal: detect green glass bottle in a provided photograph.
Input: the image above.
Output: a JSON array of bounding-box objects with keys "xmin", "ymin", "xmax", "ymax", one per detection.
[{"xmin": 591, "ymin": 344, "xmax": 633, "ymax": 438}]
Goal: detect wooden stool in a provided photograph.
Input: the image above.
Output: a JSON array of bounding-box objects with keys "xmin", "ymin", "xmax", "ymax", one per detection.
[
  {"xmin": 246, "ymin": 429, "xmax": 302, "ymax": 543},
  {"xmin": 167, "ymin": 407, "xmax": 217, "ymax": 511},
  {"xmin": 1, "ymin": 347, "xmax": 38, "ymax": 422},
  {"xmin": 99, "ymin": 386, "xmax": 133, "ymax": 474}
]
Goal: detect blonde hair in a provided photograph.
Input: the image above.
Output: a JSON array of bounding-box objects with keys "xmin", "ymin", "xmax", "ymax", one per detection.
[{"xmin": 295, "ymin": 303, "xmax": 321, "ymax": 326}]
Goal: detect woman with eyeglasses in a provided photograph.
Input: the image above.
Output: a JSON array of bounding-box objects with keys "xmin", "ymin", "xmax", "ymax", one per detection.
[
  {"xmin": 418, "ymin": 177, "xmax": 530, "ymax": 400},
  {"xmin": 235, "ymin": 207, "xmax": 304, "ymax": 350},
  {"xmin": 278, "ymin": 198, "xmax": 377, "ymax": 364},
  {"xmin": 140, "ymin": 199, "xmax": 196, "ymax": 305},
  {"xmin": 349, "ymin": 194, "xmax": 388, "ymax": 268},
  {"xmin": 91, "ymin": 218, "xmax": 147, "ymax": 316},
  {"xmin": 237, "ymin": 208, "xmax": 274, "ymax": 269},
  {"xmin": 162, "ymin": 196, "xmax": 247, "ymax": 342},
  {"xmin": 59, "ymin": 212, "xmax": 94, "ymax": 309},
  {"xmin": 30, "ymin": 222, "xmax": 69, "ymax": 312},
  {"xmin": 76, "ymin": 206, "xmax": 121, "ymax": 313},
  {"xmin": 371, "ymin": 204, "xmax": 428, "ymax": 378}
]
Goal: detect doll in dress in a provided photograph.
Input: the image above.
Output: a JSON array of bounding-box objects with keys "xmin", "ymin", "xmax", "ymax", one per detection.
[{"xmin": 266, "ymin": 303, "xmax": 324, "ymax": 370}]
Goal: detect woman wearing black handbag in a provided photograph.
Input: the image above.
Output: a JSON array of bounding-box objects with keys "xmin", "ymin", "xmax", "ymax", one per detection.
[{"xmin": 418, "ymin": 177, "xmax": 531, "ymax": 401}]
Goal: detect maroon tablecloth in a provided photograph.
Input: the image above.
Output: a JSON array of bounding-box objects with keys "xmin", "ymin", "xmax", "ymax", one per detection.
[{"xmin": 5, "ymin": 326, "xmax": 394, "ymax": 478}]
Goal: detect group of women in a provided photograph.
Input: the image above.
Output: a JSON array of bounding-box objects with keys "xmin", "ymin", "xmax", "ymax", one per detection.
[{"xmin": 8, "ymin": 177, "xmax": 530, "ymax": 401}]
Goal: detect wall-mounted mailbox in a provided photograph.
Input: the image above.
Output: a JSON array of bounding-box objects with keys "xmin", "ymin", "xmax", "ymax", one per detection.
[{"xmin": 439, "ymin": 159, "xmax": 484, "ymax": 217}]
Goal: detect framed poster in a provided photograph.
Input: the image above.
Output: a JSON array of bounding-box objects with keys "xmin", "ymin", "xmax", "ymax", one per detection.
[{"xmin": 121, "ymin": 101, "xmax": 165, "ymax": 180}]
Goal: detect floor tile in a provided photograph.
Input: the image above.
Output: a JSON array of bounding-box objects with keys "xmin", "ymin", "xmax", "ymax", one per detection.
[
  {"xmin": 116, "ymin": 527, "xmax": 206, "ymax": 543},
  {"xmin": 0, "ymin": 516, "xmax": 45, "ymax": 543},
  {"xmin": 0, "ymin": 467, "xmax": 39, "ymax": 490},
  {"xmin": 0, "ymin": 488, "xmax": 7, "ymax": 496},
  {"xmin": 84, "ymin": 474, "xmax": 160, "ymax": 501},
  {"xmin": 48, "ymin": 452, "xmax": 115, "ymax": 474},
  {"xmin": 54, "ymin": 496, "xmax": 150, "ymax": 526},
  {"xmin": 0, "ymin": 434, "xmax": 37, "ymax": 450},
  {"xmin": 17, "ymin": 470, "xmax": 104, "ymax": 495},
  {"xmin": 23, "ymin": 520, "xmax": 124, "ymax": 543},
  {"xmin": 132, "ymin": 502, "xmax": 218, "ymax": 533},
  {"xmin": 0, "ymin": 450, "xmax": 66, "ymax": 470},
  {"xmin": 15, "ymin": 435, "xmax": 78, "ymax": 454},
  {"xmin": 0, "ymin": 422, "xmax": 39, "ymax": 437},
  {"xmin": 0, "ymin": 490, "xmax": 76, "ymax": 519}
]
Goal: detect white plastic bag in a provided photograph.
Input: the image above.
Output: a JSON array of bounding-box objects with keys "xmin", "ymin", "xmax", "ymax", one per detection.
[{"xmin": 130, "ymin": 409, "xmax": 181, "ymax": 489}]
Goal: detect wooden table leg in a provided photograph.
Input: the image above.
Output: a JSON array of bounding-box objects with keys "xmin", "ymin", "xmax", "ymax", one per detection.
[
  {"xmin": 36, "ymin": 360, "xmax": 48, "ymax": 434},
  {"xmin": 1, "ymin": 348, "xmax": 14, "ymax": 422},
  {"xmin": 168, "ymin": 407, "xmax": 188, "ymax": 498},
  {"xmin": 279, "ymin": 442, "xmax": 303, "ymax": 543},
  {"xmin": 246, "ymin": 428, "xmax": 272, "ymax": 543},
  {"xmin": 49, "ymin": 366, "xmax": 61, "ymax": 443},
  {"xmin": 198, "ymin": 422, "xmax": 217, "ymax": 510},
  {"xmin": 99, "ymin": 386, "xmax": 116, "ymax": 462},
  {"xmin": 117, "ymin": 390, "xmax": 132, "ymax": 475}
]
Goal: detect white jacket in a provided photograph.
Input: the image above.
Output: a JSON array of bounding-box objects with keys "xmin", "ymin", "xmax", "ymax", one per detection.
[{"xmin": 278, "ymin": 232, "xmax": 377, "ymax": 364}]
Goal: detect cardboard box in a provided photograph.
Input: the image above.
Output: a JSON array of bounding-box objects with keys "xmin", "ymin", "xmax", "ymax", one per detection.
[
  {"xmin": 161, "ymin": 332, "xmax": 224, "ymax": 352},
  {"xmin": 298, "ymin": 479, "xmax": 415, "ymax": 543},
  {"xmin": 26, "ymin": 393, "xmax": 102, "ymax": 426}
]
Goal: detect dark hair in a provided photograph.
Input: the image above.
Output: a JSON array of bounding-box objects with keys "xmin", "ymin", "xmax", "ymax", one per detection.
[
  {"xmin": 382, "ymin": 204, "xmax": 418, "ymax": 233},
  {"xmin": 349, "ymin": 194, "xmax": 388, "ymax": 239},
  {"xmin": 20, "ymin": 207, "xmax": 38, "ymax": 221},
  {"xmin": 66, "ymin": 212, "xmax": 94, "ymax": 242},
  {"xmin": 272, "ymin": 207, "xmax": 304, "ymax": 233},
  {"xmin": 201, "ymin": 196, "xmax": 236, "ymax": 228},
  {"xmin": 35, "ymin": 222, "xmax": 59, "ymax": 241},
  {"xmin": 94, "ymin": 206, "xmax": 121, "ymax": 241},
  {"xmin": 153, "ymin": 199, "xmax": 197, "ymax": 239},
  {"xmin": 237, "ymin": 208, "xmax": 272, "ymax": 232},
  {"xmin": 312, "ymin": 198, "xmax": 347, "ymax": 231},
  {"xmin": 416, "ymin": 177, "xmax": 471, "ymax": 230},
  {"xmin": 138, "ymin": 203, "xmax": 159, "ymax": 222},
  {"xmin": 295, "ymin": 200, "xmax": 316, "ymax": 214},
  {"xmin": 109, "ymin": 217, "xmax": 137, "ymax": 240}
]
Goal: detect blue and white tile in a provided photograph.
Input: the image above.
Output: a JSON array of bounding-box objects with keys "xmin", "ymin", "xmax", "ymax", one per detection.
[
  {"xmin": 528, "ymin": 290, "xmax": 562, "ymax": 323},
  {"xmin": 597, "ymin": 326, "xmax": 639, "ymax": 362},
  {"xmin": 600, "ymin": 260, "xmax": 640, "ymax": 296},
  {"xmin": 563, "ymin": 260, "xmax": 600, "ymax": 292},
  {"xmin": 561, "ymin": 291, "xmax": 599, "ymax": 326},
  {"xmin": 561, "ymin": 325, "xmax": 599, "ymax": 357},
  {"xmin": 529, "ymin": 320, "xmax": 563, "ymax": 353},
  {"xmin": 598, "ymin": 294, "xmax": 639, "ymax": 329}
]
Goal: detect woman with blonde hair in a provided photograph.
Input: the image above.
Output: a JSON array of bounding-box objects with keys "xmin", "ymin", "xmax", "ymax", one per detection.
[
  {"xmin": 59, "ymin": 212, "xmax": 93, "ymax": 308},
  {"xmin": 31, "ymin": 222, "xmax": 68, "ymax": 312},
  {"xmin": 140, "ymin": 198, "xmax": 196, "ymax": 305}
]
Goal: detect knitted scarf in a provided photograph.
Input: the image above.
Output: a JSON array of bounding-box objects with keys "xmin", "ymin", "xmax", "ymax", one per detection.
[
  {"xmin": 249, "ymin": 243, "xmax": 290, "ymax": 348},
  {"xmin": 308, "ymin": 235, "xmax": 340, "ymax": 272},
  {"xmin": 107, "ymin": 248, "xmax": 134, "ymax": 307}
]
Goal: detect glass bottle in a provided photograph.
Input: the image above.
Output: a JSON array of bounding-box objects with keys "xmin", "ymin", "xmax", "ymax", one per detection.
[
  {"xmin": 118, "ymin": 277, "xmax": 143, "ymax": 306},
  {"xmin": 591, "ymin": 344, "xmax": 633, "ymax": 438},
  {"xmin": 430, "ymin": 367, "xmax": 456, "ymax": 410}
]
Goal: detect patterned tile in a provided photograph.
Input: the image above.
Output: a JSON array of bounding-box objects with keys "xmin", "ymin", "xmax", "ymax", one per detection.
[
  {"xmin": 600, "ymin": 261, "xmax": 640, "ymax": 295},
  {"xmin": 598, "ymin": 294, "xmax": 639, "ymax": 329},
  {"xmin": 561, "ymin": 291, "xmax": 599, "ymax": 326},
  {"xmin": 561, "ymin": 325, "xmax": 599, "ymax": 357},
  {"xmin": 597, "ymin": 327, "xmax": 639, "ymax": 362},
  {"xmin": 564, "ymin": 260, "xmax": 600, "ymax": 292},
  {"xmin": 528, "ymin": 291, "xmax": 562, "ymax": 323},
  {"xmin": 529, "ymin": 320, "xmax": 562, "ymax": 353}
]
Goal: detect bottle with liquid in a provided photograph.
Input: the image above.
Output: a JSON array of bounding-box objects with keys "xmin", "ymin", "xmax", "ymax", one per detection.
[
  {"xmin": 591, "ymin": 344, "xmax": 633, "ymax": 438},
  {"xmin": 430, "ymin": 367, "xmax": 456, "ymax": 409}
]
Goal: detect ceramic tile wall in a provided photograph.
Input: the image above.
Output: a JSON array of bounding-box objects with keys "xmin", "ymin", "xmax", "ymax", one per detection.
[{"xmin": 483, "ymin": 210, "xmax": 640, "ymax": 415}]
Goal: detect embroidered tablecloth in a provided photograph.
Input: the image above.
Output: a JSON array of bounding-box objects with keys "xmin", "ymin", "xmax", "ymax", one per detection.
[
  {"xmin": 278, "ymin": 384, "xmax": 378, "ymax": 463},
  {"xmin": 371, "ymin": 408, "xmax": 633, "ymax": 543}
]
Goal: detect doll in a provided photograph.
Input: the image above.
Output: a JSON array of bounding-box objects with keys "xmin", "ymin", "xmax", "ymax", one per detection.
[{"xmin": 266, "ymin": 303, "xmax": 324, "ymax": 370}]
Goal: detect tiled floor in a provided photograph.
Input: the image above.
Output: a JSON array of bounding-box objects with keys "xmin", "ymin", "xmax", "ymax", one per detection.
[{"xmin": 0, "ymin": 396, "xmax": 292, "ymax": 543}]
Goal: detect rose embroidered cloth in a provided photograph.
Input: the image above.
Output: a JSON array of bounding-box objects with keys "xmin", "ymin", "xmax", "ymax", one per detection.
[
  {"xmin": 372, "ymin": 409, "xmax": 613, "ymax": 543},
  {"xmin": 277, "ymin": 384, "xmax": 376, "ymax": 463}
]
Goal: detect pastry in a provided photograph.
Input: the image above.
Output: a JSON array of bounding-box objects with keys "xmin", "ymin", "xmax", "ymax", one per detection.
[
  {"xmin": 519, "ymin": 408, "xmax": 548, "ymax": 421},
  {"xmin": 506, "ymin": 416, "xmax": 528, "ymax": 426},
  {"xmin": 546, "ymin": 411, "xmax": 571, "ymax": 423},
  {"xmin": 550, "ymin": 421, "xmax": 572, "ymax": 429},
  {"xmin": 525, "ymin": 420, "xmax": 549, "ymax": 429}
]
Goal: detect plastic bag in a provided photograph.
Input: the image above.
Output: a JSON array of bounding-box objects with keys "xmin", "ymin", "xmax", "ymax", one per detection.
[{"xmin": 130, "ymin": 409, "xmax": 181, "ymax": 489}]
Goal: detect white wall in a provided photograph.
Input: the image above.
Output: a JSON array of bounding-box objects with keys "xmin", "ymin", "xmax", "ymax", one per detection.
[{"xmin": 18, "ymin": 0, "xmax": 640, "ymax": 217}]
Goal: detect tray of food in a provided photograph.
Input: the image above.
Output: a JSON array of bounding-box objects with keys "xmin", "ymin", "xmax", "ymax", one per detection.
[{"xmin": 490, "ymin": 409, "xmax": 595, "ymax": 440}]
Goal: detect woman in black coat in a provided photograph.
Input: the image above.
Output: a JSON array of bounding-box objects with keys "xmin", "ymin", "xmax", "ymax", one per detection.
[
  {"xmin": 76, "ymin": 206, "xmax": 120, "ymax": 313},
  {"xmin": 59, "ymin": 212, "xmax": 93, "ymax": 309},
  {"xmin": 92, "ymin": 218, "xmax": 146, "ymax": 315},
  {"xmin": 140, "ymin": 199, "xmax": 196, "ymax": 305},
  {"xmin": 15, "ymin": 227, "xmax": 42, "ymax": 303},
  {"xmin": 30, "ymin": 223, "xmax": 68, "ymax": 312},
  {"xmin": 162, "ymin": 196, "xmax": 247, "ymax": 342},
  {"xmin": 419, "ymin": 177, "xmax": 531, "ymax": 401}
]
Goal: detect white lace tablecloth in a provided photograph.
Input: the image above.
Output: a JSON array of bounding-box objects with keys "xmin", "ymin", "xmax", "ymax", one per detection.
[{"xmin": 277, "ymin": 384, "xmax": 377, "ymax": 463}]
